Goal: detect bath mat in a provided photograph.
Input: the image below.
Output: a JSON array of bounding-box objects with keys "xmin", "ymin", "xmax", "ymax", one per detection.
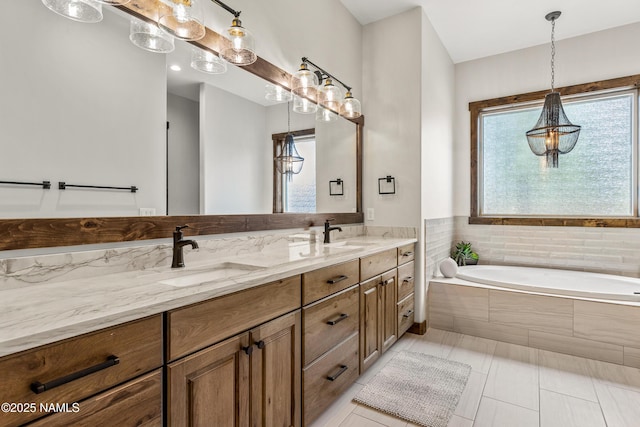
[{"xmin": 354, "ymin": 351, "xmax": 471, "ymax": 427}]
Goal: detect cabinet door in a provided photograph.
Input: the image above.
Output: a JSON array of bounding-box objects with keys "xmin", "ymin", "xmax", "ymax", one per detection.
[
  {"xmin": 168, "ymin": 333, "xmax": 251, "ymax": 427},
  {"xmin": 250, "ymin": 311, "xmax": 301, "ymax": 427},
  {"xmin": 380, "ymin": 269, "xmax": 398, "ymax": 353},
  {"xmin": 359, "ymin": 277, "xmax": 381, "ymax": 373}
]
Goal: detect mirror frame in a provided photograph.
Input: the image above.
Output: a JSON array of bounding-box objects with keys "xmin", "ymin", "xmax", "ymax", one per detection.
[{"xmin": 0, "ymin": 0, "xmax": 363, "ymax": 251}]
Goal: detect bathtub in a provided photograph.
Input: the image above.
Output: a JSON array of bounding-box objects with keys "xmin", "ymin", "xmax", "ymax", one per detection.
[{"xmin": 456, "ymin": 265, "xmax": 640, "ymax": 302}]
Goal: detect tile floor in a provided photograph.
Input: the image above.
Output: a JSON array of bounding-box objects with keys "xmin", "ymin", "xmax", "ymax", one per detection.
[{"xmin": 310, "ymin": 328, "xmax": 640, "ymax": 427}]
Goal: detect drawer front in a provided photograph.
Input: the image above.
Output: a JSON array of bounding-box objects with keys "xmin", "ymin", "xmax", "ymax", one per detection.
[
  {"xmin": 303, "ymin": 332, "xmax": 359, "ymax": 426},
  {"xmin": 302, "ymin": 285, "xmax": 359, "ymax": 366},
  {"xmin": 397, "ymin": 261, "xmax": 415, "ymax": 302},
  {"xmin": 302, "ymin": 259, "xmax": 359, "ymax": 305},
  {"xmin": 167, "ymin": 275, "xmax": 301, "ymax": 361},
  {"xmin": 0, "ymin": 315, "xmax": 162, "ymax": 427},
  {"xmin": 360, "ymin": 249, "xmax": 397, "ymax": 281},
  {"xmin": 27, "ymin": 369, "xmax": 162, "ymax": 427},
  {"xmin": 398, "ymin": 243, "xmax": 415, "ymax": 265},
  {"xmin": 397, "ymin": 294, "xmax": 415, "ymax": 337}
]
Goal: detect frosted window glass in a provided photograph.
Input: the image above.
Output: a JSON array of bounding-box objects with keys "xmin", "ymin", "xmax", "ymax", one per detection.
[
  {"xmin": 481, "ymin": 93, "xmax": 634, "ymax": 216},
  {"xmin": 285, "ymin": 138, "xmax": 316, "ymax": 213}
]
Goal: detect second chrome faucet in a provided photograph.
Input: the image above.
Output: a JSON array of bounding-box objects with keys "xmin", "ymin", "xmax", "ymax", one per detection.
[{"xmin": 172, "ymin": 225, "xmax": 199, "ymax": 268}]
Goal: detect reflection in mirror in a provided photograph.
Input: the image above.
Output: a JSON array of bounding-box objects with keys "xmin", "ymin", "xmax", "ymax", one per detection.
[{"xmin": 1, "ymin": 1, "xmax": 358, "ymax": 220}]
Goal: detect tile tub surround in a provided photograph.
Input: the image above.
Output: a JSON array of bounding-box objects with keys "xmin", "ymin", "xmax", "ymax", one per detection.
[
  {"xmin": 428, "ymin": 278, "xmax": 640, "ymax": 369},
  {"xmin": 425, "ymin": 217, "xmax": 455, "ymax": 280},
  {"xmin": 0, "ymin": 230, "xmax": 416, "ymax": 357}
]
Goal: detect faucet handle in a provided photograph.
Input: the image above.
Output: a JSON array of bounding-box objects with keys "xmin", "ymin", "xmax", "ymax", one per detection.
[
  {"xmin": 325, "ymin": 218, "xmax": 335, "ymax": 223},
  {"xmin": 175, "ymin": 225, "xmax": 189, "ymax": 232}
]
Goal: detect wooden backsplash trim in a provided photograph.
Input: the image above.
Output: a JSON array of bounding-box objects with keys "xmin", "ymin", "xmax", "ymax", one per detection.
[{"xmin": 0, "ymin": 213, "xmax": 363, "ymax": 251}]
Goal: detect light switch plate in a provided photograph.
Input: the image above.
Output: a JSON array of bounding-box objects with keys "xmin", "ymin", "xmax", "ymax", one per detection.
[{"xmin": 367, "ymin": 208, "xmax": 375, "ymax": 221}]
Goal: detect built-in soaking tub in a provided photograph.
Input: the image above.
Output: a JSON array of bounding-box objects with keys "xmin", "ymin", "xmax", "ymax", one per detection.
[{"xmin": 428, "ymin": 265, "xmax": 640, "ymax": 368}]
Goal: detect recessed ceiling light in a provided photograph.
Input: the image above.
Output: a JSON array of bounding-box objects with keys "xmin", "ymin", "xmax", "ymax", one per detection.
[{"xmin": 169, "ymin": 64, "xmax": 181, "ymax": 71}]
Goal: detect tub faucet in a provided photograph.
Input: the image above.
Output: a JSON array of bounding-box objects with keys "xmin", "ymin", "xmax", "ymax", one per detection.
[
  {"xmin": 323, "ymin": 219, "xmax": 342, "ymax": 244},
  {"xmin": 172, "ymin": 225, "xmax": 199, "ymax": 268}
]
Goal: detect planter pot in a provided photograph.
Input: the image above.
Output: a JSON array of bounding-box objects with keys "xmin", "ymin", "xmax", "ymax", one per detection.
[{"xmin": 463, "ymin": 258, "xmax": 478, "ymax": 266}]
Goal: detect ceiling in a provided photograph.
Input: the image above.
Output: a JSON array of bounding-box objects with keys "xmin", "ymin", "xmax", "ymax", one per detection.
[{"xmin": 340, "ymin": 0, "xmax": 640, "ymax": 63}]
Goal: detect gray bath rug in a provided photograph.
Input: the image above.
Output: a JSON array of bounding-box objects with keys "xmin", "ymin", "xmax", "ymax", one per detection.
[{"xmin": 354, "ymin": 351, "xmax": 471, "ymax": 427}]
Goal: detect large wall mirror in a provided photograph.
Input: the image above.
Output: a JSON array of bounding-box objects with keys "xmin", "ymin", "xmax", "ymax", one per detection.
[{"xmin": 0, "ymin": 1, "xmax": 362, "ymax": 251}]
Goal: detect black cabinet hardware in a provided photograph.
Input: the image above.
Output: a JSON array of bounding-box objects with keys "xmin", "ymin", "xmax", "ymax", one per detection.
[
  {"xmin": 402, "ymin": 276, "xmax": 414, "ymax": 283},
  {"xmin": 242, "ymin": 345, "xmax": 254, "ymax": 355},
  {"xmin": 403, "ymin": 310, "xmax": 414, "ymax": 318},
  {"xmin": 326, "ymin": 313, "xmax": 349, "ymax": 325},
  {"xmin": 327, "ymin": 275, "xmax": 348, "ymax": 284},
  {"xmin": 326, "ymin": 365, "xmax": 348, "ymax": 381},
  {"xmin": 255, "ymin": 340, "xmax": 265, "ymax": 349},
  {"xmin": 30, "ymin": 355, "xmax": 119, "ymax": 394},
  {"xmin": 401, "ymin": 251, "xmax": 414, "ymax": 257}
]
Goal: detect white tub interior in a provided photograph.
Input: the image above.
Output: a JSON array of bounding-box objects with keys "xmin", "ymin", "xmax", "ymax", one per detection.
[{"xmin": 456, "ymin": 265, "xmax": 640, "ymax": 302}]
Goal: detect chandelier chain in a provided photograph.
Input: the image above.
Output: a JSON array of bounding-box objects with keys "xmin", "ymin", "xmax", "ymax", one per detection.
[{"xmin": 550, "ymin": 18, "xmax": 556, "ymax": 91}]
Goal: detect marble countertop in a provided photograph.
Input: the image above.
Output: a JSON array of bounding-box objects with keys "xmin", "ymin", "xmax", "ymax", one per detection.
[{"xmin": 0, "ymin": 236, "xmax": 416, "ymax": 358}]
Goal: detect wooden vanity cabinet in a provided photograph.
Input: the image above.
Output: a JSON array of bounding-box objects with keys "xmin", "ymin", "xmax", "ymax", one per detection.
[{"xmin": 397, "ymin": 260, "xmax": 415, "ymax": 337}]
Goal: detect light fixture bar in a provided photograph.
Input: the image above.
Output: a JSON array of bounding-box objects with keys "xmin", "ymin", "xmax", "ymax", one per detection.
[
  {"xmin": 210, "ymin": 0, "xmax": 240, "ymax": 17},
  {"xmin": 302, "ymin": 57, "xmax": 353, "ymax": 92}
]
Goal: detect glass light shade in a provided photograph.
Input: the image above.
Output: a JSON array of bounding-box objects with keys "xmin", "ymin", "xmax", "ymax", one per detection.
[
  {"xmin": 158, "ymin": 0, "xmax": 205, "ymax": 41},
  {"xmin": 41, "ymin": 0, "xmax": 103, "ymax": 23},
  {"xmin": 291, "ymin": 63, "xmax": 319, "ymax": 99},
  {"xmin": 265, "ymin": 84, "xmax": 292, "ymax": 102},
  {"xmin": 293, "ymin": 94, "xmax": 317, "ymax": 114},
  {"xmin": 316, "ymin": 106, "xmax": 338, "ymax": 122},
  {"xmin": 191, "ymin": 48, "xmax": 227, "ymax": 74},
  {"xmin": 275, "ymin": 134, "xmax": 304, "ymax": 180},
  {"xmin": 339, "ymin": 91, "xmax": 362, "ymax": 119},
  {"xmin": 95, "ymin": 0, "xmax": 129, "ymax": 4},
  {"xmin": 219, "ymin": 18, "xmax": 256, "ymax": 66},
  {"xmin": 130, "ymin": 19, "xmax": 175, "ymax": 53},
  {"xmin": 317, "ymin": 78, "xmax": 342, "ymax": 112},
  {"xmin": 526, "ymin": 92, "xmax": 581, "ymax": 167}
]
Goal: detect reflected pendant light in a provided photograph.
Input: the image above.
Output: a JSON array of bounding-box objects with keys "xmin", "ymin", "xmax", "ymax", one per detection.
[
  {"xmin": 275, "ymin": 103, "xmax": 304, "ymax": 181},
  {"xmin": 41, "ymin": 0, "xmax": 103, "ymax": 23},
  {"xmin": 219, "ymin": 18, "xmax": 256, "ymax": 66},
  {"xmin": 158, "ymin": 0, "xmax": 205, "ymax": 41},
  {"xmin": 130, "ymin": 18, "xmax": 175, "ymax": 53},
  {"xmin": 191, "ymin": 47, "xmax": 227, "ymax": 74},
  {"xmin": 317, "ymin": 78, "xmax": 342, "ymax": 112},
  {"xmin": 317, "ymin": 106, "xmax": 338, "ymax": 122},
  {"xmin": 265, "ymin": 84, "xmax": 292, "ymax": 102},
  {"xmin": 526, "ymin": 11, "xmax": 580, "ymax": 168}
]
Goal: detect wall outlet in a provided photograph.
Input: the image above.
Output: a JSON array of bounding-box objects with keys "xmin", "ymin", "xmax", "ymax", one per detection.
[
  {"xmin": 367, "ymin": 208, "xmax": 375, "ymax": 221},
  {"xmin": 139, "ymin": 208, "xmax": 156, "ymax": 216}
]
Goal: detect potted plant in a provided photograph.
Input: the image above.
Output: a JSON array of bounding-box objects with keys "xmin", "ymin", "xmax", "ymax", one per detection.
[{"xmin": 452, "ymin": 241, "xmax": 479, "ymax": 266}]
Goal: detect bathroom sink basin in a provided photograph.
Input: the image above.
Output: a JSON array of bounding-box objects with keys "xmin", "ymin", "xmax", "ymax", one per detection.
[{"xmin": 158, "ymin": 262, "xmax": 264, "ymax": 287}]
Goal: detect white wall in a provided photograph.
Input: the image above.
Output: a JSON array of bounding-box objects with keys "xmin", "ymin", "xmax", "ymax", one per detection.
[
  {"xmin": 167, "ymin": 94, "xmax": 199, "ymax": 215},
  {"xmin": 454, "ymin": 22, "xmax": 640, "ymax": 216}
]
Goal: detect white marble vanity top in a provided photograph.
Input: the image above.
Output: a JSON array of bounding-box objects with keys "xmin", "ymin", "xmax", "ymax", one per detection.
[{"xmin": 0, "ymin": 236, "xmax": 416, "ymax": 358}]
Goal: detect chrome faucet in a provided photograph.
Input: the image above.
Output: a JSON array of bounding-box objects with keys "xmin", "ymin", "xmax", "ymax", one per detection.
[
  {"xmin": 172, "ymin": 225, "xmax": 199, "ymax": 268},
  {"xmin": 323, "ymin": 218, "xmax": 342, "ymax": 244}
]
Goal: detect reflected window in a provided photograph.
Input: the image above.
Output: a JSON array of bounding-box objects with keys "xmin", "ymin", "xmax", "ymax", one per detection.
[{"xmin": 283, "ymin": 136, "xmax": 316, "ymax": 212}]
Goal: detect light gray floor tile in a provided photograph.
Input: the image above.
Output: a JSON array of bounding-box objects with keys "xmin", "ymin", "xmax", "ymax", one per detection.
[
  {"xmin": 539, "ymin": 390, "xmax": 606, "ymax": 427},
  {"xmin": 473, "ymin": 397, "xmax": 539, "ymax": 427},
  {"xmin": 539, "ymin": 349, "xmax": 598, "ymax": 402},
  {"xmin": 447, "ymin": 334, "xmax": 497, "ymax": 374}
]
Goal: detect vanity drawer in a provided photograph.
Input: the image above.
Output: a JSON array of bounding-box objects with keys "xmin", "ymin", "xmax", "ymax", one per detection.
[
  {"xmin": 360, "ymin": 249, "xmax": 397, "ymax": 281},
  {"xmin": 303, "ymin": 332, "xmax": 359, "ymax": 426},
  {"xmin": 26, "ymin": 369, "xmax": 162, "ymax": 427},
  {"xmin": 302, "ymin": 285, "xmax": 359, "ymax": 366},
  {"xmin": 167, "ymin": 275, "xmax": 301, "ymax": 361},
  {"xmin": 397, "ymin": 294, "xmax": 415, "ymax": 337},
  {"xmin": 398, "ymin": 244, "xmax": 415, "ymax": 265},
  {"xmin": 0, "ymin": 315, "xmax": 162, "ymax": 427},
  {"xmin": 302, "ymin": 259, "xmax": 359, "ymax": 305},
  {"xmin": 397, "ymin": 261, "xmax": 415, "ymax": 301}
]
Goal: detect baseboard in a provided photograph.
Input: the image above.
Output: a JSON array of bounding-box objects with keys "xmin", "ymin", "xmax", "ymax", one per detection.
[{"xmin": 407, "ymin": 320, "xmax": 427, "ymax": 335}]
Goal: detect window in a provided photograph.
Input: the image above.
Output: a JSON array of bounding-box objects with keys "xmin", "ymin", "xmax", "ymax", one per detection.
[
  {"xmin": 283, "ymin": 136, "xmax": 316, "ymax": 213},
  {"xmin": 470, "ymin": 75, "xmax": 640, "ymax": 225}
]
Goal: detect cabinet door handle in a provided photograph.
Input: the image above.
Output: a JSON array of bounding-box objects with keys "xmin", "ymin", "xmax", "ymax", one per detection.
[
  {"xmin": 326, "ymin": 313, "xmax": 349, "ymax": 325},
  {"xmin": 255, "ymin": 340, "xmax": 265, "ymax": 350},
  {"xmin": 403, "ymin": 309, "xmax": 414, "ymax": 318},
  {"xmin": 242, "ymin": 345, "xmax": 254, "ymax": 355},
  {"xmin": 381, "ymin": 278, "xmax": 394, "ymax": 286},
  {"xmin": 30, "ymin": 355, "xmax": 119, "ymax": 394},
  {"xmin": 402, "ymin": 251, "xmax": 414, "ymax": 257},
  {"xmin": 402, "ymin": 276, "xmax": 414, "ymax": 283},
  {"xmin": 326, "ymin": 365, "xmax": 348, "ymax": 381},
  {"xmin": 327, "ymin": 275, "xmax": 348, "ymax": 284}
]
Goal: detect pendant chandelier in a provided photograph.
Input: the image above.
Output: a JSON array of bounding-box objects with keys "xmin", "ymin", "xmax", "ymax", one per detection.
[
  {"xmin": 526, "ymin": 11, "xmax": 580, "ymax": 168},
  {"xmin": 274, "ymin": 103, "xmax": 304, "ymax": 181}
]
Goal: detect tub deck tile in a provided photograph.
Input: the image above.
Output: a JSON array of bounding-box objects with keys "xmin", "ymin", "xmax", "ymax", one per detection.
[
  {"xmin": 574, "ymin": 300, "xmax": 640, "ymax": 348},
  {"xmin": 529, "ymin": 330, "xmax": 623, "ymax": 365}
]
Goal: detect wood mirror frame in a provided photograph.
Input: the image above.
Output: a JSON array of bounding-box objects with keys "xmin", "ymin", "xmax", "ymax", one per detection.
[{"xmin": 0, "ymin": 1, "xmax": 363, "ymax": 251}]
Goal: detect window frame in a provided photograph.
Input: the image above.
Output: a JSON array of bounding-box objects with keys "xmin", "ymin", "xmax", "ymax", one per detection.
[{"xmin": 469, "ymin": 74, "xmax": 640, "ymax": 227}]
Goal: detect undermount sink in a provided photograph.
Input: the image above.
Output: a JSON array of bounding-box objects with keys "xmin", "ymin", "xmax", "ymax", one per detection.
[
  {"xmin": 326, "ymin": 240, "xmax": 376, "ymax": 248},
  {"xmin": 158, "ymin": 262, "xmax": 264, "ymax": 287}
]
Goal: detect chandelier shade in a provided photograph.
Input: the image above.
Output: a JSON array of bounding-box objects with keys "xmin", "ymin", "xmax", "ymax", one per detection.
[
  {"xmin": 219, "ymin": 18, "xmax": 256, "ymax": 66},
  {"xmin": 291, "ymin": 63, "xmax": 319, "ymax": 99},
  {"xmin": 130, "ymin": 18, "xmax": 175, "ymax": 53},
  {"xmin": 317, "ymin": 78, "xmax": 342, "ymax": 112},
  {"xmin": 191, "ymin": 47, "xmax": 227, "ymax": 74},
  {"xmin": 158, "ymin": 0, "xmax": 205, "ymax": 41},
  {"xmin": 275, "ymin": 102, "xmax": 304, "ymax": 180},
  {"xmin": 339, "ymin": 91, "xmax": 362, "ymax": 119},
  {"xmin": 293, "ymin": 94, "xmax": 317, "ymax": 114},
  {"xmin": 41, "ymin": 0, "xmax": 103, "ymax": 23}
]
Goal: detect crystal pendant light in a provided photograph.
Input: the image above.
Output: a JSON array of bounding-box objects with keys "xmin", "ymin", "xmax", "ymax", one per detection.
[
  {"xmin": 265, "ymin": 84, "xmax": 292, "ymax": 102},
  {"xmin": 526, "ymin": 11, "xmax": 580, "ymax": 168},
  {"xmin": 219, "ymin": 18, "xmax": 256, "ymax": 66},
  {"xmin": 41, "ymin": 0, "xmax": 103, "ymax": 23},
  {"xmin": 191, "ymin": 48, "xmax": 227, "ymax": 74},
  {"xmin": 339, "ymin": 91, "xmax": 362, "ymax": 119},
  {"xmin": 317, "ymin": 78, "xmax": 342, "ymax": 112},
  {"xmin": 275, "ymin": 103, "xmax": 304, "ymax": 180},
  {"xmin": 291, "ymin": 63, "xmax": 319, "ymax": 99},
  {"xmin": 130, "ymin": 18, "xmax": 175, "ymax": 53},
  {"xmin": 158, "ymin": 0, "xmax": 205, "ymax": 41}
]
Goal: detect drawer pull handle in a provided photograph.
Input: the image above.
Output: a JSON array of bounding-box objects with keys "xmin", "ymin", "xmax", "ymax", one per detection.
[
  {"xmin": 242, "ymin": 345, "xmax": 254, "ymax": 355},
  {"xmin": 327, "ymin": 365, "xmax": 348, "ymax": 381},
  {"xmin": 403, "ymin": 309, "xmax": 414, "ymax": 318},
  {"xmin": 381, "ymin": 278, "xmax": 394, "ymax": 286},
  {"xmin": 327, "ymin": 275, "xmax": 348, "ymax": 284},
  {"xmin": 402, "ymin": 251, "xmax": 414, "ymax": 257},
  {"xmin": 30, "ymin": 355, "xmax": 119, "ymax": 394},
  {"xmin": 255, "ymin": 340, "xmax": 266, "ymax": 350},
  {"xmin": 327, "ymin": 313, "xmax": 349, "ymax": 325},
  {"xmin": 402, "ymin": 276, "xmax": 414, "ymax": 283}
]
